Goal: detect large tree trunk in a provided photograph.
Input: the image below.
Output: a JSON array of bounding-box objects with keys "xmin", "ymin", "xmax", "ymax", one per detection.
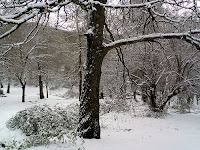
[
  {"xmin": 78, "ymin": 54, "xmax": 105, "ymax": 138},
  {"xmin": 78, "ymin": 0, "xmax": 107, "ymax": 139}
]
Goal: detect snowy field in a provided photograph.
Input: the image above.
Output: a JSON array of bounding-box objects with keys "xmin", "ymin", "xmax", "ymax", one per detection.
[{"xmin": 0, "ymin": 86, "xmax": 200, "ymax": 150}]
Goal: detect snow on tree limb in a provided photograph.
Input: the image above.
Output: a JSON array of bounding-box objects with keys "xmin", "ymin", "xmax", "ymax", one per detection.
[
  {"xmin": 104, "ymin": 31, "xmax": 200, "ymax": 51},
  {"xmin": 80, "ymin": 0, "xmax": 162, "ymax": 8},
  {"xmin": 0, "ymin": 11, "xmax": 39, "ymax": 39},
  {"xmin": 0, "ymin": 10, "xmax": 39, "ymax": 24},
  {"xmin": 0, "ymin": 0, "xmax": 70, "ymax": 9},
  {"xmin": 0, "ymin": 1, "xmax": 71, "ymax": 20},
  {"xmin": 0, "ymin": 0, "xmax": 72, "ymax": 39}
]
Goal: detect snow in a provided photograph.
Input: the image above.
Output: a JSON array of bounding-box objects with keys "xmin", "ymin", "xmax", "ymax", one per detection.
[
  {"xmin": 82, "ymin": 0, "xmax": 161, "ymax": 8},
  {"xmin": 0, "ymin": 86, "xmax": 200, "ymax": 150},
  {"xmin": 90, "ymin": 113, "xmax": 200, "ymax": 150},
  {"xmin": 103, "ymin": 31, "xmax": 200, "ymax": 51},
  {"xmin": 85, "ymin": 28, "xmax": 94, "ymax": 35}
]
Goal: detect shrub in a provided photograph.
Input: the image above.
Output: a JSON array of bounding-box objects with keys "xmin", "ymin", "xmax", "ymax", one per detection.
[
  {"xmin": 100, "ymin": 98, "xmax": 131, "ymax": 115},
  {"xmin": 6, "ymin": 104, "xmax": 80, "ymax": 149}
]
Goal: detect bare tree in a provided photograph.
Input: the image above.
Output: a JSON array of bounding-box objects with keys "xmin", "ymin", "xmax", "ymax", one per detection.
[{"xmin": 4, "ymin": 46, "xmax": 35, "ymax": 102}]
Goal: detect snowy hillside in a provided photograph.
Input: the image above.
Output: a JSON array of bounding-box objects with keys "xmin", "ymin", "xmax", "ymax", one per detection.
[{"xmin": 0, "ymin": 87, "xmax": 200, "ymax": 150}]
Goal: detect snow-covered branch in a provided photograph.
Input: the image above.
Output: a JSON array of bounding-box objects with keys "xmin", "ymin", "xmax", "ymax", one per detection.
[
  {"xmin": 0, "ymin": 1, "xmax": 71, "ymax": 21},
  {"xmin": 104, "ymin": 31, "xmax": 200, "ymax": 51},
  {"xmin": 0, "ymin": 11, "xmax": 40, "ymax": 39},
  {"xmin": 81, "ymin": 0, "xmax": 162, "ymax": 8},
  {"xmin": 0, "ymin": 0, "xmax": 72, "ymax": 39}
]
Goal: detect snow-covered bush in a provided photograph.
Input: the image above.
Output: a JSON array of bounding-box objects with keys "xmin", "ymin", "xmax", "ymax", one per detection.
[
  {"xmin": 100, "ymin": 98, "xmax": 131, "ymax": 115},
  {"xmin": 6, "ymin": 104, "xmax": 80, "ymax": 149},
  {"xmin": 145, "ymin": 109, "xmax": 168, "ymax": 118},
  {"xmin": 64, "ymin": 88, "xmax": 79, "ymax": 99},
  {"xmin": 171, "ymin": 103, "xmax": 192, "ymax": 114}
]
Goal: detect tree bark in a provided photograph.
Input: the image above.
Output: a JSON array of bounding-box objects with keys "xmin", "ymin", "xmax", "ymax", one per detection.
[
  {"xmin": 149, "ymin": 83, "xmax": 159, "ymax": 111},
  {"xmin": 159, "ymin": 88, "xmax": 182, "ymax": 110},
  {"xmin": 79, "ymin": 49, "xmax": 82, "ymax": 101},
  {"xmin": 141, "ymin": 82, "xmax": 148, "ymax": 103},
  {"xmin": 78, "ymin": 54, "xmax": 105, "ymax": 138},
  {"xmin": 7, "ymin": 83, "xmax": 10, "ymax": 93},
  {"xmin": 46, "ymin": 82, "xmax": 48, "ymax": 98},
  {"xmin": 22, "ymin": 84, "xmax": 26, "ymax": 102},
  {"xmin": 39, "ymin": 74, "xmax": 44, "ymax": 99},
  {"xmin": 78, "ymin": 0, "xmax": 107, "ymax": 139},
  {"xmin": 38, "ymin": 63, "xmax": 44, "ymax": 99}
]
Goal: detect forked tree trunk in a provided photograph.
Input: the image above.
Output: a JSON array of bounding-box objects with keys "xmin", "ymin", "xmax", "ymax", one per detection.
[
  {"xmin": 78, "ymin": 0, "xmax": 107, "ymax": 139},
  {"xmin": 159, "ymin": 88, "xmax": 182, "ymax": 111}
]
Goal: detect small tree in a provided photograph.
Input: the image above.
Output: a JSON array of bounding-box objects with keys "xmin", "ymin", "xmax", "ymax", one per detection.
[{"xmin": 3, "ymin": 45, "xmax": 39, "ymax": 102}]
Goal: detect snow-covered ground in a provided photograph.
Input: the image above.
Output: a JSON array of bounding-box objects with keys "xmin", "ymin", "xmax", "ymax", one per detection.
[{"xmin": 0, "ymin": 87, "xmax": 200, "ymax": 150}]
